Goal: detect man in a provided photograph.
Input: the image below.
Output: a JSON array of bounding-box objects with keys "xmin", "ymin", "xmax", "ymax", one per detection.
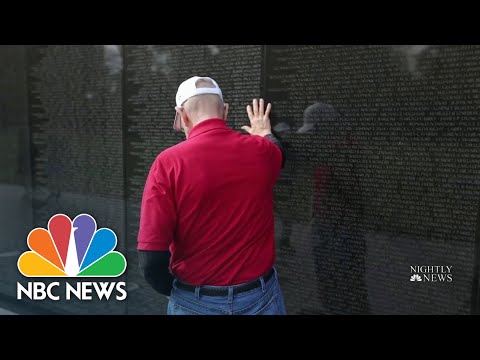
[{"xmin": 137, "ymin": 76, "xmax": 286, "ymax": 315}]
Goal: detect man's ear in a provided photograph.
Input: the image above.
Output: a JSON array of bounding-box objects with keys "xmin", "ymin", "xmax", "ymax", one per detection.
[
  {"xmin": 181, "ymin": 116, "xmax": 189, "ymax": 130},
  {"xmin": 223, "ymin": 103, "xmax": 229, "ymax": 121}
]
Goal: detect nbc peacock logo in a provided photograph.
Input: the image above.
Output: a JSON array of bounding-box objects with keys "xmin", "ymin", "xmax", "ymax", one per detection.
[{"xmin": 18, "ymin": 213, "xmax": 126, "ymax": 277}]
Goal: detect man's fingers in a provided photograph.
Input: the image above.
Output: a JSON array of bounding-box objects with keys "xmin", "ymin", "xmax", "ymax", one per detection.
[
  {"xmin": 265, "ymin": 103, "xmax": 272, "ymax": 118},
  {"xmin": 259, "ymin": 98, "xmax": 265, "ymax": 116},
  {"xmin": 241, "ymin": 126, "xmax": 252, "ymax": 133},
  {"xmin": 246, "ymin": 105, "xmax": 253, "ymax": 121},
  {"xmin": 252, "ymin": 98, "xmax": 258, "ymax": 115}
]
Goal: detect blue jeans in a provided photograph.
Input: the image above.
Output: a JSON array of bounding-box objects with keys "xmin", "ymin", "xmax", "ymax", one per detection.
[{"xmin": 167, "ymin": 268, "xmax": 287, "ymax": 315}]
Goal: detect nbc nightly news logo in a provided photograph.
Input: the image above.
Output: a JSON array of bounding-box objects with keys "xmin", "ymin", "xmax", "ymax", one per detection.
[
  {"xmin": 410, "ymin": 265, "xmax": 453, "ymax": 282},
  {"xmin": 17, "ymin": 214, "xmax": 127, "ymax": 301}
]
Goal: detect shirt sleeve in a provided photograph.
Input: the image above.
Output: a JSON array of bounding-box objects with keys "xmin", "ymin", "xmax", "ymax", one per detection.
[{"xmin": 137, "ymin": 156, "xmax": 176, "ymax": 251}]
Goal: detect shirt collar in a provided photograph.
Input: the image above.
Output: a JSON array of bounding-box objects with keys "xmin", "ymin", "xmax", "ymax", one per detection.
[{"xmin": 187, "ymin": 118, "xmax": 228, "ymax": 139}]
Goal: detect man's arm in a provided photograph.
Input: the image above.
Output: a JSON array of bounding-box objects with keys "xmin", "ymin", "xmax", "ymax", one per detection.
[
  {"xmin": 242, "ymin": 98, "xmax": 286, "ymax": 168},
  {"xmin": 137, "ymin": 156, "xmax": 176, "ymax": 297},
  {"xmin": 264, "ymin": 133, "xmax": 286, "ymax": 169},
  {"xmin": 138, "ymin": 250, "xmax": 173, "ymax": 296}
]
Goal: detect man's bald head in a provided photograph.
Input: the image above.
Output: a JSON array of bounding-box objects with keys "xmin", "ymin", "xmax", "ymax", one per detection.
[
  {"xmin": 183, "ymin": 79, "xmax": 225, "ymax": 123},
  {"xmin": 175, "ymin": 77, "xmax": 229, "ymax": 137}
]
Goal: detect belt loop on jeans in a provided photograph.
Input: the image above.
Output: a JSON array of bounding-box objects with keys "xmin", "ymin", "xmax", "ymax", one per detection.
[
  {"xmin": 228, "ymin": 287, "xmax": 233, "ymax": 303},
  {"xmin": 260, "ymin": 276, "xmax": 266, "ymax": 292},
  {"xmin": 195, "ymin": 286, "xmax": 200, "ymax": 300}
]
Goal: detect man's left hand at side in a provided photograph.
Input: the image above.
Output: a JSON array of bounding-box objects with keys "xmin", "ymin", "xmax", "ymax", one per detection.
[{"xmin": 138, "ymin": 250, "xmax": 174, "ymax": 297}]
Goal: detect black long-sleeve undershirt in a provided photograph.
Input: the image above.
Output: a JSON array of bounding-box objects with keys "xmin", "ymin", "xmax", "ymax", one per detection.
[
  {"xmin": 138, "ymin": 250, "xmax": 174, "ymax": 296},
  {"xmin": 264, "ymin": 133, "xmax": 286, "ymax": 169}
]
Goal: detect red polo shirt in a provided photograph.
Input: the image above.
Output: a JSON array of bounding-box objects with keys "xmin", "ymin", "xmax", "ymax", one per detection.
[{"xmin": 137, "ymin": 118, "xmax": 282, "ymax": 286}]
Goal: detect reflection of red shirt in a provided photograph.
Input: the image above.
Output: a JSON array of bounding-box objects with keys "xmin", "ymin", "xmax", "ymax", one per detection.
[
  {"xmin": 312, "ymin": 131, "xmax": 354, "ymax": 217},
  {"xmin": 137, "ymin": 119, "xmax": 283, "ymax": 286}
]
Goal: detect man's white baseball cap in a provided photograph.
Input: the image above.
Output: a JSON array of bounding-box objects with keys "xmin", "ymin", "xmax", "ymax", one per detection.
[
  {"xmin": 174, "ymin": 76, "xmax": 223, "ymax": 131},
  {"xmin": 176, "ymin": 76, "xmax": 223, "ymax": 106}
]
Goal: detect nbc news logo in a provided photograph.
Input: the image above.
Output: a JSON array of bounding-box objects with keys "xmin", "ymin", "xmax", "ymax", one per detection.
[
  {"xmin": 410, "ymin": 266, "xmax": 453, "ymax": 282},
  {"xmin": 410, "ymin": 274, "xmax": 422, "ymax": 282},
  {"xmin": 17, "ymin": 214, "xmax": 127, "ymax": 301}
]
